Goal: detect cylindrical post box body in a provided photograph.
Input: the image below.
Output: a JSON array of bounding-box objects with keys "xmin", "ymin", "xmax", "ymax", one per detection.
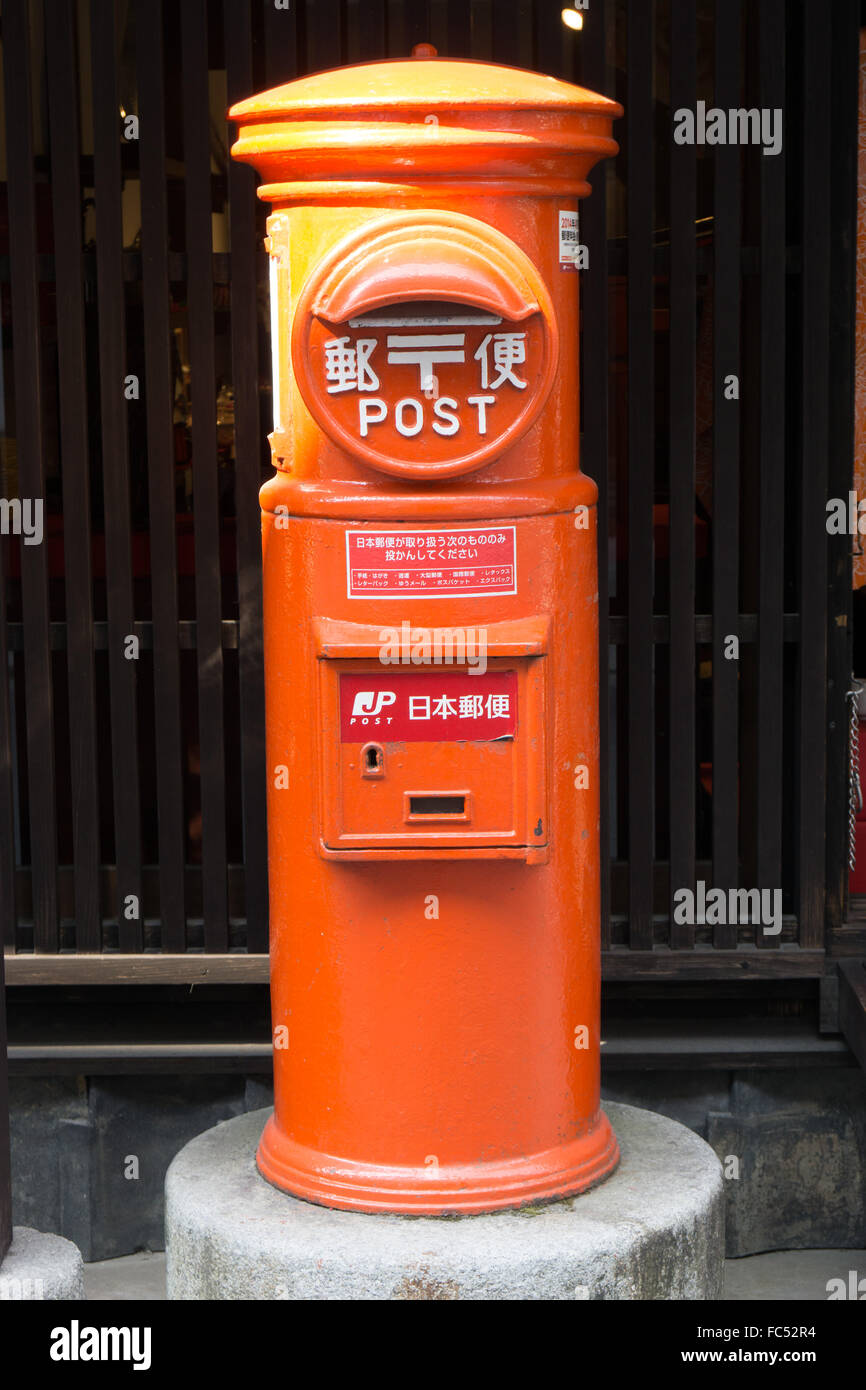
[{"xmin": 231, "ymin": 59, "xmax": 622, "ymax": 1214}]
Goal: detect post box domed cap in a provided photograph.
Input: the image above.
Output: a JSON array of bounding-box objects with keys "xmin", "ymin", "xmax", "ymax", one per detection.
[
  {"xmin": 228, "ymin": 58, "xmax": 622, "ymax": 121},
  {"xmin": 230, "ymin": 59, "xmax": 622, "ymax": 199}
]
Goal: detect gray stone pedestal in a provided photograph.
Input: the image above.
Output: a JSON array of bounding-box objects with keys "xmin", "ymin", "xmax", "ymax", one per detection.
[
  {"xmin": 0, "ymin": 1227, "xmax": 85, "ymax": 1300},
  {"xmin": 166, "ymin": 1102, "xmax": 724, "ymax": 1300}
]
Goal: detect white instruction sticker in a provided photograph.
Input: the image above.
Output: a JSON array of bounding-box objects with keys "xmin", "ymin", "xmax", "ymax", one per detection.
[
  {"xmin": 345, "ymin": 526, "xmax": 517, "ymax": 598},
  {"xmin": 559, "ymin": 209, "xmax": 580, "ymax": 270}
]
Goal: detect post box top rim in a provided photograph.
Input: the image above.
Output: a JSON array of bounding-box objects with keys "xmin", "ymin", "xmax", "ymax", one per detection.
[{"xmin": 228, "ymin": 58, "xmax": 623, "ymax": 124}]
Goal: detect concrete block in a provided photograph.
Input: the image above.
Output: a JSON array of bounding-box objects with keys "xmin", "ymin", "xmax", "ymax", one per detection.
[
  {"xmin": 9, "ymin": 1078, "xmax": 89, "ymax": 1249},
  {"xmin": 86, "ymin": 1076, "xmax": 247, "ymax": 1260},
  {"xmin": 0, "ymin": 1227, "xmax": 85, "ymax": 1301},
  {"xmin": 9, "ymin": 1075, "xmax": 248, "ymax": 1261},
  {"xmin": 244, "ymin": 1077, "xmax": 274, "ymax": 1113},
  {"xmin": 730, "ymin": 1068, "xmax": 866, "ymax": 1116},
  {"xmin": 166, "ymin": 1103, "xmax": 725, "ymax": 1300},
  {"xmin": 706, "ymin": 1108, "xmax": 866, "ymax": 1256},
  {"xmin": 602, "ymin": 1071, "xmax": 731, "ymax": 1138}
]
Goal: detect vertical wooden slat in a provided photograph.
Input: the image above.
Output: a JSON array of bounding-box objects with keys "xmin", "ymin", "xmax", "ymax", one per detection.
[
  {"xmin": 824, "ymin": 0, "xmax": 859, "ymax": 933},
  {"xmin": 737, "ymin": 5, "xmax": 761, "ymax": 894},
  {"xmin": 354, "ymin": 0, "xmax": 387, "ymax": 62},
  {"xmin": 225, "ymin": 0, "xmax": 269, "ymax": 954},
  {"xmin": 45, "ymin": 0, "xmax": 101, "ymax": 952},
  {"xmin": 3, "ymin": 0, "xmax": 59, "ymax": 952},
  {"xmin": 613, "ymin": 0, "xmax": 630, "ymax": 895},
  {"xmin": 535, "ymin": 0, "xmax": 571, "ymax": 80},
  {"xmin": 492, "ymin": 0, "xmax": 531, "ymax": 66},
  {"xmin": 91, "ymin": 0, "xmax": 142, "ymax": 952},
  {"xmin": 0, "ymin": 946, "xmax": 11, "ymax": 1262},
  {"xmin": 0, "ymin": 542, "xmax": 15, "ymax": 951},
  {"xmin": 668, "ymin": 0, "xmax": 696, "ymax": 948},
  {"xmin": 181, "ymin": 0, "xmax": 228, "ymax": 952},
  {"xmin": 581, "ymin": 0, "xmax": 611, "ymax": 950},
  {"xmin": 796, "ymin": 1, "xmax": 831, "ymax": 949},
  {"xmin": 0, "ymin": 262, "xmax": 14, "ymax": 1250},
  {"xmin": 469, "ymin": 0, "xmax": 493, "ymax": 59},
  {"xmin": 0, "ymin": 504, "xmax": 11, "ymax": 1254},
  {"xmin": 385, "ymin": 0, "xmax": 405, "ymax": 57},
  {"xmin": 711, "ymin": 0, "xmax": 741, "ymax": 947},
  {"xmin": 446, "ymin": 0, "xmax": 471, "ymax": 58},
  {"xmin": 135, "ymin": 0, "xmax": 187, "ymax": 950},
  {"xmin": 756, "ymin": 0, "xmax": 785, "ymax": 944},
  {"xmin": 404, "ymin": 0, "xmax": 433, "ymax": 53},
  {"xmin": 626, "ymin": 0, "xmax": 655, "ymax": 949},
  {"xmin": 305, "ymin": 0, "xmax": 342, "ymax": 72},
  {"xmin": 263, "ymin": 0, "xmax": 299, "ymax": 86}
]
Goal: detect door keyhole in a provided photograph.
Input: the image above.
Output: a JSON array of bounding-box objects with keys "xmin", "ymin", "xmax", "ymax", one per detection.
[{"xmin": 362, "ymin": 743, "xmax": 384, "ymax": 777}]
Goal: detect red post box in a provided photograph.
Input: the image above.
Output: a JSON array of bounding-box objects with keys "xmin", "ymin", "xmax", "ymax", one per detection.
[{"xmin": 230, "ymin": 53, "xmax": 622, "ymax": 1214}]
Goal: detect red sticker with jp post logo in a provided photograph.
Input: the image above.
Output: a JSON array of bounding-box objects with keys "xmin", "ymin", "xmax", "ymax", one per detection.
[{"xmin": 340, "ymin": 670, "xmax": 518, "ymax": 742}]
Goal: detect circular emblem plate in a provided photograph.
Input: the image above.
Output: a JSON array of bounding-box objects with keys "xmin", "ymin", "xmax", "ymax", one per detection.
[{"xmin": 291, "ymin": 212, "xmax": 558, "ymax": 481}]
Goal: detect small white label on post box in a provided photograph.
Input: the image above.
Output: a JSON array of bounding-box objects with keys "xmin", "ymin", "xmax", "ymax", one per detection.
[
  {"xmin": 345, "ymin": 526, "xmax": 517, "ymax": 599},
  {"xmin": 559, "ymin": 210, "xmax": 580, "ymax": 270}
]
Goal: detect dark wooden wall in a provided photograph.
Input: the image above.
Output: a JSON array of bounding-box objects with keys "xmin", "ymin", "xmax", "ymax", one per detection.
[{"xmin": 0, "ymin": 0, "xmax": 860, "ymax": 987}]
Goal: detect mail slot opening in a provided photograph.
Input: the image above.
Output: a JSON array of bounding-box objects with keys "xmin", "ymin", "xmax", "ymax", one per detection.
[
  {"xmin": 345, "ymin": 300, "xmax": 504, "ymax": 328},
  {"xmin": 409, "ymin": 795, "xmax": 466, "ymax": 816}
]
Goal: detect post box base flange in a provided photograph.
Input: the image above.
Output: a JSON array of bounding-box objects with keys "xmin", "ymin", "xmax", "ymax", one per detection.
[
  {"xmin": 165, "ymin": 1103, "xmax": 725, "ymax": 1301},
  {"xmin": 255, "ymin": 1109, "xmax": 619, "ymax": 1214}
]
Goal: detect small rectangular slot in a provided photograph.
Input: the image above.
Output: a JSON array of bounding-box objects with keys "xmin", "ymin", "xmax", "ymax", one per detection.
[
  {"xmin": 409, "ymin": 795, "xmax": 465, "ymax": 816},
  {"xmin": 348, "ymin": 300, "xmax": 502, "ymax": 328}
]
